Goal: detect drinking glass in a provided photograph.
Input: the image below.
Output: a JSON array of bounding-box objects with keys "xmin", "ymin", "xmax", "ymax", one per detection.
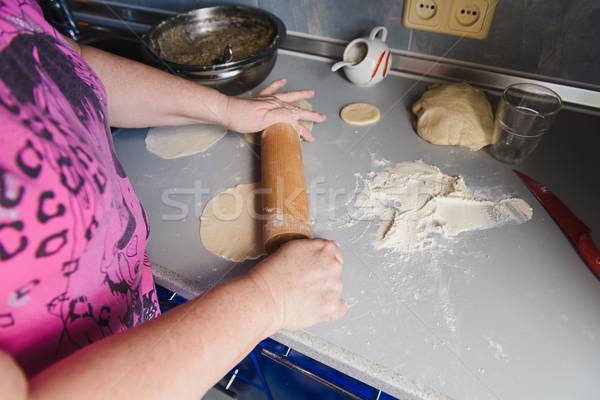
[{"xmin": 489, "ymin": 83, "xmax": 562, "ymax": 164}]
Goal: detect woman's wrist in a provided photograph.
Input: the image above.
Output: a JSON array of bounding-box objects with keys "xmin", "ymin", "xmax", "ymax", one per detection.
[{"xmin": 177, "ymin": 83, "xmax": 231, "ymax": 128}]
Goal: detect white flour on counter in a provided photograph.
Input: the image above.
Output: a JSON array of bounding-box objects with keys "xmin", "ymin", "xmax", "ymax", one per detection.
[{"xmin": 353, "ymin": 160, "xmax": 532, "ymax": 252}]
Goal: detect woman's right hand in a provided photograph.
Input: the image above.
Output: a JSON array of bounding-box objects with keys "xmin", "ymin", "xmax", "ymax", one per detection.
[{"xmin": 247, "ymin": 238, "xmax": 346, "ymax": 333}]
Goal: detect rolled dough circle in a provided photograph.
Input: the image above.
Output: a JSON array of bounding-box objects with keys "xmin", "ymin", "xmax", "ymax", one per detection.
[
  {"xmin": 146, "ymin": 124, "xmax": 227, "ymax": 159},
  {"xmin": 200, "ymin": 183, "xmax": 266, "ymax": 262},
  {"xmin": 340, "ymin": 103, "xmax": 381, "ymax": 126},
  {"xmin": 244, "ymin": 99, "xmax": 314, "ymax": 145}
]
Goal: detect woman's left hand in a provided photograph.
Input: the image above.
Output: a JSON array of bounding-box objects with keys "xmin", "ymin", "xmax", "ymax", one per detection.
[{"xmin": 220, "ymin": 79, "xmax": 326, "ymax": 141}]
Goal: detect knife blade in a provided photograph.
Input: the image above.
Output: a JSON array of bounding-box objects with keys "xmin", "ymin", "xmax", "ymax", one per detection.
[{"xmin": 514, "ymin": 170, "xmax": 600, "ymax": 278}]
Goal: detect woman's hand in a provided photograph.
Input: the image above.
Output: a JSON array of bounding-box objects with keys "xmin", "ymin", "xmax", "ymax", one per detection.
[
  {"xmin": 221, "ymin": 79, "xmax": 327, "ymax": 141},
  {"xmin": 247, "ymin": 238, "xmax": 346, "ymax": 333}
]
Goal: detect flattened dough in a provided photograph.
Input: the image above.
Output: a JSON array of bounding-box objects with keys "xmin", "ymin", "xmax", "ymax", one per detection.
[
  {"xmin": 146, "ymin": 124, "xmax": 227, "ymax": 159},
  {"xmin": 412, "ymin": 82, "xmax": 494, "ymax": 151},
  {"xmin": 340, "ymin": 103, "xmax": 381, "ymax": 126},
  {"xmin": 200, "ymin": 183, "xmax": 265, "ymax": 262},
  {"xmin": 244, "ymin": 99, "xmax": 313, "ymax": 145}
]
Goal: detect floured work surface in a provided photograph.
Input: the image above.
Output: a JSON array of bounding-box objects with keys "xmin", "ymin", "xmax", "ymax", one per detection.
[{"xmin": 112, "ymin": 50, "xmax": 600, "ymax": 400}]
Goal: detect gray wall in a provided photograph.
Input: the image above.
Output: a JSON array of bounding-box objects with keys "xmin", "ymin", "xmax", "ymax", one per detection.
[{"xmin": 118, "ymin": 0, "xmax": 600, "ymax": 87}]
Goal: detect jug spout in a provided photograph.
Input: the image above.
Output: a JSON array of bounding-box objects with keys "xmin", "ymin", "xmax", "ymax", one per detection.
[{"xmin": 331, "ymin": 60, "xmax": 354, "ymax": 72}]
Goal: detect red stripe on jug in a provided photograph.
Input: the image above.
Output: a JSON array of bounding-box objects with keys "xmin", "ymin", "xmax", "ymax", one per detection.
[
  {"xmin": 372, "ymin": 51, "xmax": 386, "ymax": 77},
  {"xmin": 383, "ymin": 51, "xmax": 391, "ymax": 77}
]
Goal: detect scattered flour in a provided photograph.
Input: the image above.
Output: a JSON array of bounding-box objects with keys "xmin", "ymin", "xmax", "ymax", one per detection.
[
  {"xmin": 354, "ymin": 161, "xmax": 532, "ymax": 252},
  {"xmin": 485, "ymin": 335, "xmax": 510, "ymax": 362}
]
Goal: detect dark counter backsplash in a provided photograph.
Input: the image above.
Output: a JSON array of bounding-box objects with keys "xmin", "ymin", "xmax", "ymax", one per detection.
[{"xmin": 98, "ymin": 0, "xmax": 600, "ymax": 89}]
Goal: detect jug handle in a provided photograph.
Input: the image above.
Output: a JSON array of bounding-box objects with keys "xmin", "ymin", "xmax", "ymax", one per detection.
[{"xmin": 369, "ymin": 26, "xmax": 387, "ymax": 42}]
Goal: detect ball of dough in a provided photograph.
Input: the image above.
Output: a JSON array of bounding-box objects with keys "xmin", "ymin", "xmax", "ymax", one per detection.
[
  {"xmin": 340, "ymin": 103, "xmax": 381, "ymax": 126},
  {"xmin": 412, "ymin": 82, "xmax": 494, "ymax": 151}
]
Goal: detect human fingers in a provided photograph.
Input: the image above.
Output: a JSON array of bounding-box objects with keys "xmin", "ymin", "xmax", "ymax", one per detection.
[
  {"xmin": 274, "ymin": 89, "xmax": 316, "ymax": 104},
  {"xmin": 257, "ymin": 78, "xmax": 317, "ymax": 105},
  {"xmin": 295, "ymin": 108, "xmax": 327, "ymax": 124},
  {"xmin": 330, "ymin": 240, "xmax": 344, "ymax": 263},
  {"xmin": 295, "ymin": 122, "xmax": 315, "ymax": 142},
  {"xmin": 324, "ymin": 297, "xmax": 348, "ymax": 322},
  {"xmin": 313, "ymin": 238, "xmax": 343, "ymax": 263},
  {"xmin": 251, "ymin": 238, "xmax": 345, "ymax": 331},
  {"xmin": 259, "ymin": 78, "xmax": 287, "ymax": 96},
  {"xmin": 275, "ymin": 106, "xmax": 325, "ymax": 142},
  {"xmin": 314, "ymin": 240, "xmax": 346, "ymax": 322},
  {"xmin": 261, "ymin": 107, "xmax": 323, "ymax": 142}
]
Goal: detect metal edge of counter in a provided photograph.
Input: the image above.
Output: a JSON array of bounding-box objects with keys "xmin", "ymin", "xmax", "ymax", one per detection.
[{"xmin": 270, "ymin": 330, "xmax": 452, "ymax": 400}]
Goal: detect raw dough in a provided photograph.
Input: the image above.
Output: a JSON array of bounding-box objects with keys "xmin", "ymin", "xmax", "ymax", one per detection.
[
  {"xmin": 146, "ymin": 124, "xmax": 227, "ymax": 159},
  {"xmin": 340, "ymin": 103, "xmax": 381, "ymax": 125},
  {"xmin": 244, "ymin": 99, "xmax": 313, "ymax": 145},
  {"xmin": 200, "ymin": 183, "xmax": 266, "ymax": 261},
  {"xmin": 412, "ymin": 82, "xmax": 494, "ymax": 151}
]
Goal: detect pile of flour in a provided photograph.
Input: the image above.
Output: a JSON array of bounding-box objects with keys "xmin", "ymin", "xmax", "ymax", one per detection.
[{"xmin": 353, "ymin": 161, "xmax": 532, "ymax": 252}]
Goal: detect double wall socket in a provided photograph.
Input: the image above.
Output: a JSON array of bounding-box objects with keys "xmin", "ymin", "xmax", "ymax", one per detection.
[{"xmin": 402, "ymin": 0, "xmax": 498, "ymax": 39}]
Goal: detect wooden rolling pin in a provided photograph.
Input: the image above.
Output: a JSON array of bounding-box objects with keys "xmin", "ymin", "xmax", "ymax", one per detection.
[{"xmin": 261, "ymin": 123, "xmax": 312, "ymax": 254}]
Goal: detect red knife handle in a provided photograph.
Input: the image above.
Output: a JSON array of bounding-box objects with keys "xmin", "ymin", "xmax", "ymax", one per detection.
[{"xmin": 578, "ymin": 233, "xmax": 600, "ymax": 279}]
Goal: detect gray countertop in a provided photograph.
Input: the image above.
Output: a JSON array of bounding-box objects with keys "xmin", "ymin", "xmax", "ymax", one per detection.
[{"xmin": 112, "ymin": 49, "xmax": 600, "ymax": 400}]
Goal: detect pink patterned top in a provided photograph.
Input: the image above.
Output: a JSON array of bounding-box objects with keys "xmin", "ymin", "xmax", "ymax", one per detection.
[{"xmin": 0, "ymin": 0, "xmax": 160, "ymax": 377}]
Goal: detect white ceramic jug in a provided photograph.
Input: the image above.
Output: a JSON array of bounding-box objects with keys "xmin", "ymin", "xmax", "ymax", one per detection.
[{"xmin": 331, "ymin": 26, "xmax": 391, "ymax": 87}]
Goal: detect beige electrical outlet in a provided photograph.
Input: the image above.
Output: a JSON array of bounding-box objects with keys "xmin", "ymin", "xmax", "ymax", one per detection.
[
  {"xmin": 405, "ymin": 0, "xmax": 445, "ymax": 28},
  {"xmin": 403, "ymin": 0, "xmax": 497, "ymax": 39}
]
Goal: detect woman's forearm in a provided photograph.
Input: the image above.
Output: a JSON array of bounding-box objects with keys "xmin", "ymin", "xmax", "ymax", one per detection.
[
  {"xmin": 13, "ymin": 238, "xmax": 344, "ymax": 400},
  {"xmin": 29, "ymin": 275, "xmax": 278, "ymax": 400},
  {"xmin": 78, "ymin": 44, "xmax": 230, "ymax": 129}
]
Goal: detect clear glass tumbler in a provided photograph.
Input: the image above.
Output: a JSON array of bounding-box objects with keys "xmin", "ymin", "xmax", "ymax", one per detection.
[{"xmin": 489, "ymin": 83, "xmax": 562, "ymax": 164}]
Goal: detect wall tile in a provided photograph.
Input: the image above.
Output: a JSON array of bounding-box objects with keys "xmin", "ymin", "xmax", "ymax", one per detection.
[{"xmin": 259, "ymin": 0, "xmax": 409, "ymax": 45}]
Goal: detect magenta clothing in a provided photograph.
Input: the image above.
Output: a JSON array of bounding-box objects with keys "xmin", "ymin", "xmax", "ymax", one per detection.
[{"xmin": 0, "ymin": 0, "xmax": 160, "ymax": 376}]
